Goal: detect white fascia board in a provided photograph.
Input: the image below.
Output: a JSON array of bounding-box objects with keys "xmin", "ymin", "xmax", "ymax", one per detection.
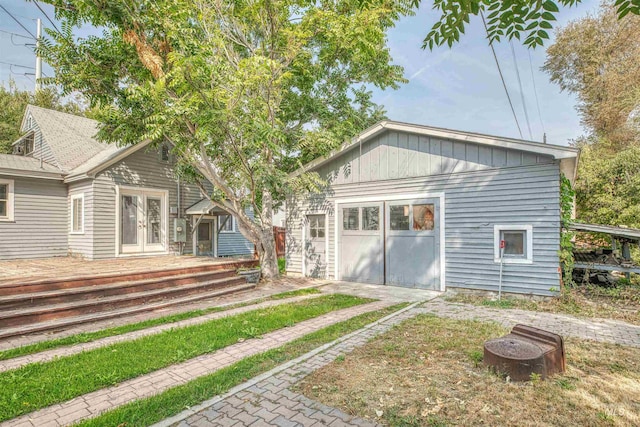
[{"xmin": 0, "ymin": 168, "xmax": 64, "ymax": 180}]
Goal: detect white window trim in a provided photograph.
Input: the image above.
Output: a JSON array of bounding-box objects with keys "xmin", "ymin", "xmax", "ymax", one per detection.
[
  {"xmin": 494, "ymin": 224, "xmax": 533, "ymax": 264},
  {"xmin": 70, "ymin": 193, "xmax": 85, "ymax": 234},
  {"xmin": 0, "ymin": 179, "xmax": 14, "ymax": 222},
  {"xmin": 219, "ymin": 214, "xmax": 236, "ymax": 233}
]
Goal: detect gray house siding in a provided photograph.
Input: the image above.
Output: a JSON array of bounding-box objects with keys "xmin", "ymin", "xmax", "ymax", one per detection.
[
  {"xmin": 28, "ymin": 124, "xmax": 58, "ymax": 169},
  {"xmin": 0, "ymin": 175, "xmax": 68, "ymax": 259},
  {"xmin": 67, "ymin": 179, "xmax": 94, "ymax": 258},
  {"xmin": 287, "ymin": 130, "xmax": 562, "ymax": 296},
  {"xmin": 91, "ymin": 145, "xmax": 199, "ymax": 259},
  {"xmin": 217, "ymin": 208, "xmax": 255, "ymax": 256}
]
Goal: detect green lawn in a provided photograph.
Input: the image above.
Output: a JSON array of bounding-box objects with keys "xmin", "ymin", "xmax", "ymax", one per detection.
[
  {"xmin": 0, "ymin": 293, "xmax": 365, "ymax": 422},
  {"xmin": 76, "ymin": 303, "xmax": 408, "ymax": 427},
  {"xmin": 0, "ymin": 287, "xmax": 322, "ymax": 362}
]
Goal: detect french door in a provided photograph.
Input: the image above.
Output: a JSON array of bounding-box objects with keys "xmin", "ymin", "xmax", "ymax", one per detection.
[{"xmin": 120, "ymin": 189, "xmax": 167, "ymax": 254}]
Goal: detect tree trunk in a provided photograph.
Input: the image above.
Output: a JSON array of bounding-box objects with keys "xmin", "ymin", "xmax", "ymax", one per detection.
[{"xmin": 256, "ymin": 188, "xmax": 279, "ymax": 280}]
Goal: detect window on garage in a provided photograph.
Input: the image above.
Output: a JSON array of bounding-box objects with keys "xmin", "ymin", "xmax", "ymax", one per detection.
[
  {"xmin": 343, "ymin": 208, "xmax": 359, "ymax": 230},
  {"xmin": 494, "ymin": 225, "xmax": 533, "ymax": 264},
  {"xmin": 309, "ymin": 215, "xmax": 325, "ymax": 238},
  {"xmin": 390, "ymin": 203, "xmax": 435, "ymax": 231},
  {"xmin": 362, "ymin": 206, "xmax": 380, "ymax": 230}
]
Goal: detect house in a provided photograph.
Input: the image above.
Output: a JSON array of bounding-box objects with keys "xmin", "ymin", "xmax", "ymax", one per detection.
[
  {"xmin": 285, "ymin": 121, "xmax": 579, "ymax": 296},
  {"xmin": 0, "ymin": 105, "xmax": 253, "ymax": 260}
]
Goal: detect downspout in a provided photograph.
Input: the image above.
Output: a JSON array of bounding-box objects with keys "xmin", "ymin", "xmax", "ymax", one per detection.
[{"xmin": 177, "ymin": 175, "xmax": 183, "ymax": 255}]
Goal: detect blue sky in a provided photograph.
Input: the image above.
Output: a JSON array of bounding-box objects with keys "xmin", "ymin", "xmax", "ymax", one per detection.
[{"xmin": 0, "ymin": 0, "xmax": 600, "ymax": 146}]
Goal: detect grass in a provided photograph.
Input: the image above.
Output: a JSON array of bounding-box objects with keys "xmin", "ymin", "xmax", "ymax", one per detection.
[
  {"xmin": 0, "ymin": 293, "xmax": 367, "ymax": 422},
  {"xmin": 0, "ymin": 287, "xmax": 322, "ymax": 362},
  {"xmin": 278, "ymin": 257, "xmax": 286, "ymax": 275},
  {"xmin": 445, "ymin": 282, "xmax": 640, "ymax": 325},
  {"xmin": 74, "ymin": 303, "xmax": 409, "ymax": 427},
  {"xmin": 298, "ymin": 315, "xmax": 640, "ymax": 427}
]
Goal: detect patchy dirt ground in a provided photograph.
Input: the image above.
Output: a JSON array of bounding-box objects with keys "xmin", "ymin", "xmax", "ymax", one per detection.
[
  {"xmin": 297, "ymin": 315, "xmax": 640, "ymax": 427},
  {"xmin": 446, "ymin": 285, "xmax": 640, "ymax": 326}
]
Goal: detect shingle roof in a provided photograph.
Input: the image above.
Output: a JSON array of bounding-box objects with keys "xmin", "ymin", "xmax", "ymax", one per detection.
[
  {"xmin": 24, "ymin": 105, "xmax": 114, "ymax": 171},
  {"xmin": 0, "ymin": 154, "xmax": 64, "ymax": 178}
]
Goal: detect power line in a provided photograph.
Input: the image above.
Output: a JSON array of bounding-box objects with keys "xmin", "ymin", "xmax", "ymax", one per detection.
[
  {"xmin": 0, "ymin": 28, "xmax": 33, "ymax": 39},
  {"xmin": 0, "ymin": 4, "xmax": 36, "ymax": 39},
  {"xmin": 0, "ymin": 60, "xmax": 35, "ymax": 70},
  {"xmin": 509, "ymin": 41, "xmax": 533, "ymax": 140},
  {"xmin": 33, "ymin": 0, "xmax": 61, "ymax": 33},
  {"xmin": 527, "ymin": 49, "xmax": 546, "ymax": 137},
  {"xmin": 480, "ymin": 12, "xmax": 523, "ymax": 139}
]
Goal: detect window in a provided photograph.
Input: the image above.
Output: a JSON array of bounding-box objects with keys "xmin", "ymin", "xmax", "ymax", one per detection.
[
  {"xmin": 0, "ymin": 179, "xmax": 14, "ymax": 221},
  {"xmin": 161, "ymin": 144, "xmax": 171, "ymax": 162},
  {"xmin": 309, "ymin": 215, "xmax": 325, "ymax": 238},
  {"xmin": 23, "ymin": 134, "xmax": 34, "ymax": 155},
  {"xmin": 71, "ymin": 194, "xmax": 84, "ymax": 234},
  {"xmin": 389, "ymin": 205, "xmax": 410, "ymax": 230},
  {"xmin": 27, "ymin": 115, "xmax": 33, "ymax": 129},
  {"xmin": 413, "ymin": 204, "xmax": 435, "ymax": 231},
  {"xmin": 219, "ymin": 214, "xmax": 235, "ymax": 232},
  {"xmin": 362, "ymin": 206, "xmax": 380, "ymax": 231},
  {"xmin": 494, "ymin": 225, "xmax": 533, "ymax": 264},
  {"xmin": 342, "ymin": 208, "xmax": 359, "ymax": 230}
]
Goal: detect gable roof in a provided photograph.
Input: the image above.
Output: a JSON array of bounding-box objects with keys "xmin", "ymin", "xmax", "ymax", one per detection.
[
  {"xmin": 20, "ymin": 105, "xmax": 112, "ymax": 172},
  {"xmin": 0, "ymin": 154, "xmax": 64, "ymax": 180},
  {"xmin": 293, "ymin": 120, "xmax": 580, "ymax": 181}
]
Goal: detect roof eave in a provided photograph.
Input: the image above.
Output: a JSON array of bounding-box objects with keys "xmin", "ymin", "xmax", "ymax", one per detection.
[{"xmin": 0, "ymin": 167, "xmax": 65, "ymax": 180}]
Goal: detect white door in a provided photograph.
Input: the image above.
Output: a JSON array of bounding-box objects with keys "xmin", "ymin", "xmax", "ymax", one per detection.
[
  {"xmin": 120, "ymin": 189, "xmax": 167, "ymax": 254},
  {"xmin": 305, "ymin": 214, "xmax": 327, "ymax": 278}
]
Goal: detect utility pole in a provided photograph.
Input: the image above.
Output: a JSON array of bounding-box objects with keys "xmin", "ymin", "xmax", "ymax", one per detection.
[{"xmin": 35, "ymin": 18, "xmax": 42, "ymax": 91}]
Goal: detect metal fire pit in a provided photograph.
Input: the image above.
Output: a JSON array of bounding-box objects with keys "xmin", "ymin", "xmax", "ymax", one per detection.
[{"xmin": 484, "ymin": 324, "xmax": 565, "ymax": 381}]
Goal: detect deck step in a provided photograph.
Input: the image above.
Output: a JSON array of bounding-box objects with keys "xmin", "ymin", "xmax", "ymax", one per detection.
[
  {"xmin": 0, "ymin": 269, "xmax": 238, "ymax": 309},
  {"xmin": 0, "ymin": 282, "xmax": 256, "ymax": 340},
  {"xmin": 0, "ymin": 276, "xmax": 248, "ymax": 328},
  {"xmin": 0, "ymin": 259, "xmax": 257, "ymax": 295}
]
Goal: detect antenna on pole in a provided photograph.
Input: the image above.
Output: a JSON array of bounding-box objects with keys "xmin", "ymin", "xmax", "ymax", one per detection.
[
  {"xmin": 543, "ymin": 133, "xmax": 547, "ymax": 144},
  {"xmin": 35, "ymin": 18, "xmax": 42, "ymax": 91}
]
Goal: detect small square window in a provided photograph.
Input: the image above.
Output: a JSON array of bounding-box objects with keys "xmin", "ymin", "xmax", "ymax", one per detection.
[
  {"xmin": 502, "ymin": 231, "xmax": 525, "ymax": 257},
  {"xmin": 219, "ymin": 215, "xmax": 234, "ymax": 232},
  {"xmin": 362, "ymin": 207, "xmax": 379, "ymax": 231},
  {"xmin": 309, "ymin": 215, "xmax": 325, "ymax": 238},
  {"xmin": 389, "ymin": 205, "xmax": 410, "ymax": 230},
  {"xmin": 71, "ymin": 194, "xmax": 84, "ymax": 234},
  {"xmin": 161, "ymin": 145, "xmax": 171, "ymax": 161},
  {"xmin": 342, "ymin": 208, "xmax": 358, "ymax": 231},
  {"xmin": 494, "ymin": 225, "xmax": 532, "ymax": 264},
  {"xmin": 413, "ymin": 204, "xmax": 434, "ymax": 231}
]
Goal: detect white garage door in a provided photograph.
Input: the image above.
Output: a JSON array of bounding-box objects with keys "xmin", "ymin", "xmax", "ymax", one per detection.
[{"xmin": 337, "ymin": 198, "xmax": 440, "ymax": 290}]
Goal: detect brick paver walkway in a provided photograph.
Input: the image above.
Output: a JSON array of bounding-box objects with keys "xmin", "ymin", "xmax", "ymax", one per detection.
[
  {"xmin": 1, "ymin": 301, "xmax": 393, "ymax": 427},
  {"xmin": 419, "ymin": 299, "xmax": 640, "ymax": 347},
  {"xmin": 156, "ymin": 304, "xmax": 422, "ymax": 427},
  {"xmin": 157, "ymin": 297, "xmax": 640, "ymax": 427},
  {"xmin": 0, "ymin": 294, "xmax": 323, "ymax": 373}
]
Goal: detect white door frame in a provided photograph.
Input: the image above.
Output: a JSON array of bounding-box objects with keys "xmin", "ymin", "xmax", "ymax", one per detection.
[
  {"xmin": 192, "ymin": 216, "xmax": 218, "ymax": 257},
  {"xmin": 115, "ymin": 185, "xmax": 169, "ymax": 257},
  {"xmin": 333, "ymin": 192, "xmax": 446, "ymax": 291},
  {"xmin": 301, "ymin": 211, "xmax": 329, "ymax": 278}
]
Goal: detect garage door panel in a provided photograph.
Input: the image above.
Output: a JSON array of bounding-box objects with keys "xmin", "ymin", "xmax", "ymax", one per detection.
[
  {"xmin": 386, "ymin": 235, "xmax": 438, "ymax": 288},
  {"xmin": 339, "ymin": 202, "xmax": 384, "ymax": 285},
  {"xmin": 341, "ymin": 235, "xmax": 383, "ymax": 284}
]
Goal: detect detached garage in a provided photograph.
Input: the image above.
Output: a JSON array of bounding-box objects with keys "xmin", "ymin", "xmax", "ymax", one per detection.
[{"xmin": 286, "ymin": 121, "xmax": 579, "ymax": 296}]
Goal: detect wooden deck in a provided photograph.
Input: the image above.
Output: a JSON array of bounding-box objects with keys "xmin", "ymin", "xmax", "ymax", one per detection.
[{"xmin": 0, "ymin": 255, "xmax": 255, "ymax": 284}]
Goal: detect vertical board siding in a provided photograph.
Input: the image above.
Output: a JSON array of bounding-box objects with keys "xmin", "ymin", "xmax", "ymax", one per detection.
[
  {"xmin": 68, "ymin": 179, "xmax": 94, "ymax": 258},
  {"xmin": 0, "ymin": 175, "xmax": 68, "ymax": 259},
  {"xmin": 317, "ymin": 130, "xmax": 554, "ymax": 185},
  {"xmin": 287, "ymin": 163, "xmax": 561, "ymax": 296}
]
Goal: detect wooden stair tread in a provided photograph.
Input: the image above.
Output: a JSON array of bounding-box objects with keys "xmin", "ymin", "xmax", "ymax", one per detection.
[
  {"xmin": 0, "ymin": 283, "xmax": 256, "ymax": 340},
  {"xmin": 0, "ymin": 269, "xmax": 237, "ymax": 304},
  {"xmin": 0, "ymin": 276, "xmax": 246, "ymax": 319}
]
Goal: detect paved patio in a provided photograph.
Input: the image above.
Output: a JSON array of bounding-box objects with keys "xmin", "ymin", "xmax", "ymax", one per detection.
[{"xmin": 0, "ymin": 255, "xmax": 254, "ymax": 283}]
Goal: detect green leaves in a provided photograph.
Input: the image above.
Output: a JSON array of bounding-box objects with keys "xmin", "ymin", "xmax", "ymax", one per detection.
[{"xmin": 421, "ymin": 0, "xmax": 640, "ymax": 49}]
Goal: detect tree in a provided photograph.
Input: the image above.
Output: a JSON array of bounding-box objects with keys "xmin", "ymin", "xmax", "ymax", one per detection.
[
  {"xmin": 417, "ymin": 0, "xmax": 640, "ymax": 49},
  {"xmin": 40, "ymin": 0, "xmax": 410, "ymax": 278},
  {"xmin": 544, "ymin": 4, "xmax": 640, "ymax": 149},
  {"xmin": 0, "ymin": 80, "xmax": 85, "ymax": 153}
]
